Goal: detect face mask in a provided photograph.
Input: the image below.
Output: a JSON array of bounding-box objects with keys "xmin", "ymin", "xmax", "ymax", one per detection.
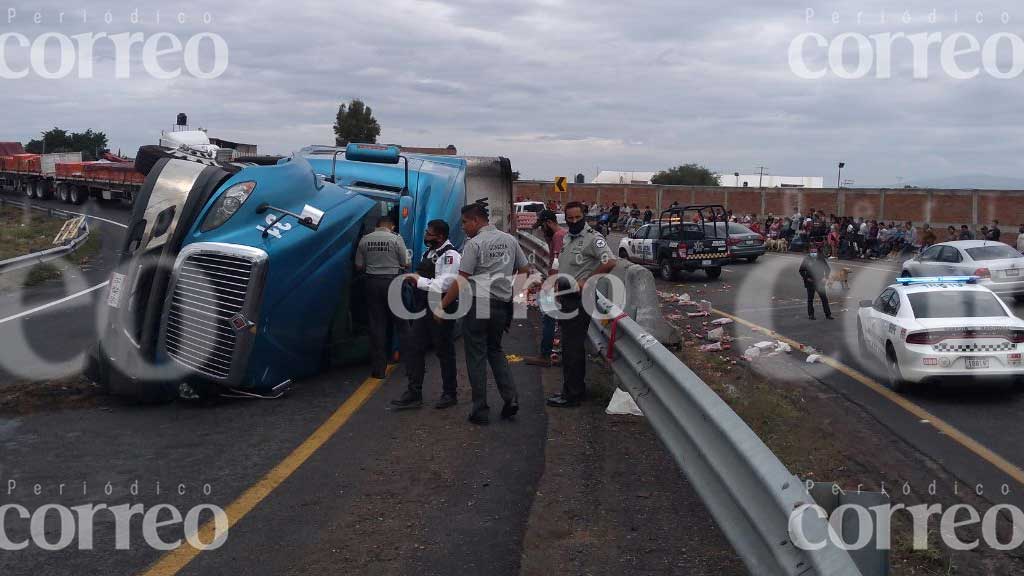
[
  {"xmin": 568, "ymin": 220, "xmax": 586, "ymax": 235},
  {"xmin": 425, "ymin": 237, "xmax": 442, "ymax": 249}
]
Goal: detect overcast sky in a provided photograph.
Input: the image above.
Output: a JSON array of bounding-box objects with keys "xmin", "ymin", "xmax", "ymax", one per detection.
[{"xmin": 2, "ymin": 0, "xmax": 1022, "ymax": 185}]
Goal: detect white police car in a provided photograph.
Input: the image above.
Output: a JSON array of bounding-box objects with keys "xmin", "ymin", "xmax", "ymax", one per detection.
[{"xmin": 857, "ymin": 277, "xmax": 1024, "ymax": 391}]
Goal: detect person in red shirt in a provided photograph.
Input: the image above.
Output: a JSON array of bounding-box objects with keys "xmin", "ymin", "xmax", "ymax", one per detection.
[{"xmin": 525, "ymin": 210, "xmax": 566, "ymax": 367}]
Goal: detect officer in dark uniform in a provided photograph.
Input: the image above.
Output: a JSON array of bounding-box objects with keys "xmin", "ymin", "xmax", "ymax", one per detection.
[
  {"xmin": 355, "ymin": 216, "xmax": 410, "ymax": 378},
  {"xmin": 392, "ymin": 219, "xmax": 461, "ymax": 409},
  {"xmin": 547, "ymin": 201, "xmax": 616, "ymax": 408}
]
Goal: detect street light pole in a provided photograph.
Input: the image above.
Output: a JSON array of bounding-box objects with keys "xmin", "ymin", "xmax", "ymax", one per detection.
[{"xmin": 837, "ymin": 162, "xmax": 845, "ymax": 189}]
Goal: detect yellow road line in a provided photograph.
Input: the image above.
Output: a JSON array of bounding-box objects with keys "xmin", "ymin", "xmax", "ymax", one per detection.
[
  {"xmin": 139, "ymin": 367, "xmax": 392, "ymax": 576},
  {"xmin": 712, "ymin": 307, "xmax": 1024, "ymax": 488}
]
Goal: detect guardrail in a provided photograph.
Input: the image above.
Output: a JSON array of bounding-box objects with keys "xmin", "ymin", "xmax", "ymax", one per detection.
[
  {"xmin": 516, "ymin": 229, "xmax": 550, "ymax": 275},
  {"xmin": 0, "ymin": 198, "xmax": 90, "ymax": 274},
  {"xmin": 587, "ymin": 289, "xmax": 865, "ymax": 576}
]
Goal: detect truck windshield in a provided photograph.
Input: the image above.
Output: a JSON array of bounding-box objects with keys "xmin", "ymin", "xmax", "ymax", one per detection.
[{"xmin": 907, "ymin": 291, "xmax": 1007, "ymax": 319}]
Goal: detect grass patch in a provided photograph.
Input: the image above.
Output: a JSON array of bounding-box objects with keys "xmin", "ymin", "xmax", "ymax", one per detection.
[
  {"xmin": 23, "ymin": 262, "xmax": 61, "ymax": 287},
  {"xmin": 0, "ymin": 204, "xmax": 68, "ymax": 260}
]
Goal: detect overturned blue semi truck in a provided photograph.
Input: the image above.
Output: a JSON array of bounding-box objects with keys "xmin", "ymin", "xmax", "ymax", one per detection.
[{"xmin": 85, "ymin": 144, "xmax": 514, "ymax": 401}]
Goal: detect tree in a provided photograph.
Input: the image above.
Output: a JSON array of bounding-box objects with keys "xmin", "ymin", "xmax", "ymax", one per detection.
[
  {"xmin": 25, "ymin": 127, "xmax": 108, "ymax": 160},
  {"xmin": 333, "ymin": 99, "xmax": 381, "ymax": 146},
  {"xmin": 651, "ymin": 164, "xmax": 720, "ymax": 186}
]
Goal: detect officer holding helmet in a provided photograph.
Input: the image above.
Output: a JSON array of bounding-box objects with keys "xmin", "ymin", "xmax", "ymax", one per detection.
[{"xmin": 547, "ymin": 201, "xmax": 616, "ymax": 408}]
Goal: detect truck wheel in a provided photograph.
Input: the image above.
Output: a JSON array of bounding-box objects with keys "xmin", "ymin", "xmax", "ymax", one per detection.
[
  {"xmin": 35, "ymin": 180, "xmax": 51, "ymax": 200},
  {"xmin": 25, "ymin": 180, "xmax": 36, "ymax": 199},
  {"xmin": 70, "ymin": 185, "xmax": 85, "ymax": 205},
  {"xmin": 57, "ymin": 184, "xmax": 70, "ymax": 203},
  {"xmin": 659, "ymin": 259, "xmax": 676, "ymax": 281},
  {"xmin": 705, "ymin": 267, "xmax": 722, "ymax": 280}
]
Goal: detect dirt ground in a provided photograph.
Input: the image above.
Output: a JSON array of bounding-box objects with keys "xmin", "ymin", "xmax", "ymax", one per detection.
[
  {"xmin": 656, "ymin": 290, "xmax": 1024, "ymax": 576},
  {"xmin": 518, "ymin": 355, "xmax": 746, "ymax": 576},
  {"xmin": 0, "ymin": 204, "xmax": 66, "ymax": 260}
]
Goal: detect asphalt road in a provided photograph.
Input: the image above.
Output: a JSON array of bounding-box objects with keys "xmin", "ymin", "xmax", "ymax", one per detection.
[
  {"xmin": 610, "ymin": 231, "xmax": 1024, "ymax": 511},
  {"xmin": 0, "ymin": 189, "xmax": 130, "ymax": 383}
]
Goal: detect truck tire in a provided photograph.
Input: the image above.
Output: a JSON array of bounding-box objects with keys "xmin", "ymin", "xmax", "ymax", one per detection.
[
  {"xmin": 25, "ymin": 180, "xmax": 35, "ymax": 199},
  {"xmin": 69, "ymin": 185, "xmax": 85, "ymax": 205},
  {"xmin": 135, "ymin": 145, "xmax": 173, "ymax": 176},
  {"xmin": 35, "ymin": 180, "xmax": 51, "ymax": 200},
  {"xmin": 57, "ymin": 184, "xmax": 70, "ymax": 203},
  {"xmin": 659, "ymin": 259, "xmax": 676, "ymax": 281},
  {"xmin": 234, "ymin": 155, "xmax": 285, "ymax": 166},
  {"xmin": 705, "ymin": 267, "xmax": 722, "ymax": 280}
]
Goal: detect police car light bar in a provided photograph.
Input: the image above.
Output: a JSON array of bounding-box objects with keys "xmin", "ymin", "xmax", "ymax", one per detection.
[{"xmin": 895, "ymin": 276, "xmax": 979, "ymax": 285}]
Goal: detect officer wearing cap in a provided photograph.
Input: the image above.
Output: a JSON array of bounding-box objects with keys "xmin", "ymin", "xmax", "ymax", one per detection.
[
  {"xmin": 392, "ymin": 219, "xmax": 461, "ymax": 410},
  {"xmin": 355, "ymin": 216, "xmax": 410, "ymax": 378},
  {"xmin": 525, "ymin": 210, "xmax": 566, "ymax": 367},
  {"xmin": 547, "ymin": 201, "xmax": 616, "ymax": 408},
  {"xmin": 438, "ymin": 202, "xmax": 530, "ymax": 425}
]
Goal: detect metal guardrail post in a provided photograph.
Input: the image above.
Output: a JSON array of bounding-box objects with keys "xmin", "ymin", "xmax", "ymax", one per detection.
[{"xmin": 588, "ymin": 290, "xmax": 865, "ymax": 576}]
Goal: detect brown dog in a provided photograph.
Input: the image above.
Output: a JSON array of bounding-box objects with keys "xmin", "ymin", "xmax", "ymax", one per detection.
[{"xmin": 826, "ymin": 267, "xmax": 851, "ymax": 290}]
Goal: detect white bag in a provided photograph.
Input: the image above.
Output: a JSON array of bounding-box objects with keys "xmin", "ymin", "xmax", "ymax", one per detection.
[{"xmin": 606, "ymin": 388, "xmax": 643, "ymax": 416}]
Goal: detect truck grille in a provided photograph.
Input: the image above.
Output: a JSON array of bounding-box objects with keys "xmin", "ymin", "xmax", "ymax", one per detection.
[{"xmin": 164, "ymin": 251, "xmax": 255, "ymax": 380}]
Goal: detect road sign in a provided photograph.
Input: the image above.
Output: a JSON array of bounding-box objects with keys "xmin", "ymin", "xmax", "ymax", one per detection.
[{"xmin": 554, "ymin": 176, "xmax": 567, "ymax": 193}]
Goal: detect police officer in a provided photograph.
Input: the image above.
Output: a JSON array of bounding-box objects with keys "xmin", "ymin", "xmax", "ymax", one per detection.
[
  {"xmin": 392, "ymin": 219, "xmax": 461, "ymax": 410},
  {"xmin": 547, "ymin": 201, "xmax": 616, "ymax": 408},
  {"xmin": 438, "ymin": 203, "xmax": 529, "ymax": 425},
  {"xmin": 355, "ymin": 216, "xmax": 410, "ymax": 378}
]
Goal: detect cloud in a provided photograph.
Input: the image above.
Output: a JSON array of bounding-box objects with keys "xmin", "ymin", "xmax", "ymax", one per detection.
[{"xmin": 0, "ymin": 0, "xmax": 1021, "ymax": 184}]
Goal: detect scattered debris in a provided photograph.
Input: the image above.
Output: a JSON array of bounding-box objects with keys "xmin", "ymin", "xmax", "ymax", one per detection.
[
  {"xmin": 742, "ymin": 347, "xmax": 761, "ymax": 361},
  {"xmin": 506, "ymin": 354, "xmax": 524, "ymax": 363},
  {"xmin": 753, "ymin": 341, "xmax": 777, "ymax": 350},
  {"xmin": 710, "ymin": 317, "xmax": 733, "ymax": 326},
  {"xmin": 706, "ymin": 327, "xmax": 725, "ymax": 342},
  {"xmin": 699, "ymin": 300, "xmax": 713, "ymax": 314},
  {"xmin": 806, "ymin": 354, "xmax": 822, "ymax": 364},
  {"xmin": 776, "ymin": 341, "xmax": 793, "ymax": 353},
  {"xmin": 699, "ymin": 342, "xmax": 723, "ymax": 352},
  {"xmin": 606, "ymin": 388, "xmax": 643, "ymax": 416},
  {"xmin": 687, "ymin": 312, "xmax": 709, "ymax": 318}
]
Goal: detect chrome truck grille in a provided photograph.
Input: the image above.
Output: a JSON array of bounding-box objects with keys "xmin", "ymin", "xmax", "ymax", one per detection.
[{"xmin": 160, "ymin": 243, "xmax": 268, "ymax": 383}]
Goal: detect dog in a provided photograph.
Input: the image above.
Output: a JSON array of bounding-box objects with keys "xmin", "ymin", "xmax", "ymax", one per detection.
[
  {"xmin": 826, "ymin": 267, "xmax": 851, "ymax": 290},
  {"xmin": 766, "ymin": 237, "xmax": 789, "ymax": 252}
]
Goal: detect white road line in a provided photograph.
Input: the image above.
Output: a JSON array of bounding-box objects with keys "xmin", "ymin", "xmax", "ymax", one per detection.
[
  {"xmin": 0, "ymin": 281, "xmax": 109, "ymax": 325},
  {"xmin": 61, "ymin": 209, "xmax": 129, "ymax": 229},
  {"xmin": 0, "ymin": 204, "xmax": 127, "ymax": 325}
]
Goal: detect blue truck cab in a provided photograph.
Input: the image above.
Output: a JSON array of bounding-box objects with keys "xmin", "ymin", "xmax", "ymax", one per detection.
[{"xmin": 86, "ymin": 144, "xmax": 513, "ymax": 401}]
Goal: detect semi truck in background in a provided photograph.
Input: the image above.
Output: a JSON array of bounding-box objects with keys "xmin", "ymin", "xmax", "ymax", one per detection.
[
  {"xmin": 86, "ymin": 142, "xmax": 513, "ymax": 402},
  {"xmin": 0, "ymin": 114, "xmax": 248, "ymax": 206},
  {"xmin": 0, "ymin": 150, "xmax": 146, "ymax": 205}
]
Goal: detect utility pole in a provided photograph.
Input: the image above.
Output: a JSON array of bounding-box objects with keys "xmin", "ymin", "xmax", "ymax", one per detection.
[
  {"xmin": 837, "ymin": 162, "xmax": 845, "ymax": 189},
  {"xmin": 757, "ymin": 166, "xmax": 766, "ymax": 188}
]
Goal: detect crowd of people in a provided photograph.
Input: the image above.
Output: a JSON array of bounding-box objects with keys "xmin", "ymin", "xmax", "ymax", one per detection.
[{"xmin": 530, "ymin": 196, "xmax": 1024, "ymax": 261}]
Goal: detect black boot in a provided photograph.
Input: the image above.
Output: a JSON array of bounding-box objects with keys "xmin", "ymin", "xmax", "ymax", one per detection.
[
  {"xmin": 391, "ymin": 390, "xmax": 422, "ymax": 409},
  {"xmin": 435, "ymin": 393, "xmax": 457, "ymax": 409}
]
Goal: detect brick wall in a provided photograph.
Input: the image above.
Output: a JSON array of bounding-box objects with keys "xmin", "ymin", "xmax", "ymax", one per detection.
[{"xmin": 514, "ymin": 181, "xmax": 1024, "ymax": 246}]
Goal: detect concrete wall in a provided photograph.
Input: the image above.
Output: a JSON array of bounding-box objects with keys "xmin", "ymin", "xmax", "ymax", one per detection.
[{"xmin": 514, "ymin": 181, "xmax": 1024, "ymax": 245}]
